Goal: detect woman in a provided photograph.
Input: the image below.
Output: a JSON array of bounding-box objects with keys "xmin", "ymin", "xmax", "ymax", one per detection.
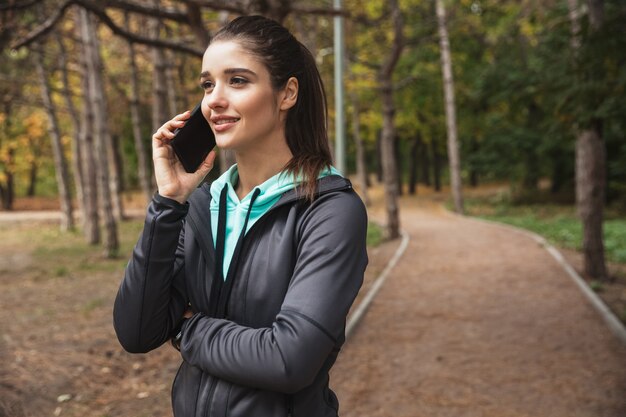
[{"xmin": 114, "ymin": 15, "xmax": 368, "ymax": 417}]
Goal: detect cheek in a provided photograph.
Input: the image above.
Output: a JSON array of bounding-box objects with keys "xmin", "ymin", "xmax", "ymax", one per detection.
[{"xmin": 200, "ymin": 98, "xmax": 211, "ymax": 122}]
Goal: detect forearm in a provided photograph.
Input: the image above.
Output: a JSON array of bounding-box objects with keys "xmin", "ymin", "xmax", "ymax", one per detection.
[
  {"xmin": 179, "ymin": 310, "xmax": 335, "ymax": 393},
  {"xmin": 113, "ymin": 193, "xmax": 189, "ymax": 353}
]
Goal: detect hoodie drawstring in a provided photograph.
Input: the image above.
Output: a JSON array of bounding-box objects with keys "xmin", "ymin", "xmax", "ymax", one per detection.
[{"xmin": 209, "ymin": 185, "xmax": 261, "ymax": 318}]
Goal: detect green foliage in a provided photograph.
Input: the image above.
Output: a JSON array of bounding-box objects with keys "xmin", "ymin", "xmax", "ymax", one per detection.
[
  {"xmin": 366, "ymin": 221, "xmax": 385, "ymax": 247},
  {"xmin": 464, "ymin": 194, "xmax": 626, "ymax": 264}
]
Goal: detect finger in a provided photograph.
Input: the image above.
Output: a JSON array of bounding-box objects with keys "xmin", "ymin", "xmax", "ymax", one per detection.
[
  {"xmin": 194, "ymin": 150, "xmax": 217, "ymax": 177},
  {"xmin": 172, "ymin": 110, "xmax": 192, "ymax": 121}
]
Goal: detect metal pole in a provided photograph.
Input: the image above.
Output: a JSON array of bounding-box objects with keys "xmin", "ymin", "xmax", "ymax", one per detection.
[{"xmin": 333, "ymin": 0, "xmax": 346, "ymax": 174}]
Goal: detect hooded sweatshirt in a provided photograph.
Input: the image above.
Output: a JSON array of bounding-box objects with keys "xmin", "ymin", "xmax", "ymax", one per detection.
[{"xmin": 209, "ymin": 164, "xmax": 342, "ymax": 278}]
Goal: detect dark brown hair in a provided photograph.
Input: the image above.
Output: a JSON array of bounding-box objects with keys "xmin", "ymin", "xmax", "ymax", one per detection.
[{"xmin": 212, "ymin": 15, "xmax": 333, "ymax": 201}]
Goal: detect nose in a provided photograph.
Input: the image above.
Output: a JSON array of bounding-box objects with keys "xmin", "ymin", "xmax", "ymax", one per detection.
[{"xmin": 206, "ymin": 82, "xmax": 228, "ymax": 111}]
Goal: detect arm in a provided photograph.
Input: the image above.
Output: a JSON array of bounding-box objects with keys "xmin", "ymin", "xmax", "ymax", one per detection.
[
  {"xmin": 179, "ymin": 192, "xmax": 368, "ymax": 393},
  {"xmin": 114, "ymin": 110, "xmax": 216, "ymax": 353},
  {"xmin": 113, "ymin": 193, "xmax": 189, "ymax": 353}
]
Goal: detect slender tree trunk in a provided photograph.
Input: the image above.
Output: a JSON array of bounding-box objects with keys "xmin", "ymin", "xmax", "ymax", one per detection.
[
  {"xmin": 432, "ymin": 139, "xmax": 442, "ymax": 192},
  {"xmin": 0, "ymin": 101, "xmax": 15, "ymax": 210},
  {"xmin": 35, "ymin": 45, "xmax": 74, "ymax": 231},
  {"xmin": 376, "ymin": 133, "xmax": 383, "ymax": 183},
  {"xmin": 77, "ymin": 24, "xmax": 100, "ymax": 243},
  {"xmin": 568, "ymin": 0, "xmax": 608, "ymax": 280},
  {"xmin": 150, "ymin": 12, "xmax": 169, "ymax": 133},
  {"xmin": 419, "ymin": 136, "xmax": 432, "ymax": 187},
  {"xmin": 27, "ymin": 162, "xmax": 37, "ymax": 197},
  {"xmin": 88, "ymin": 18, "xmax": 124, "ymax": 222},
  {"xmin": 394, "ymin": 136, "xmax": 403, "ymax": 196},
  {"xmin": 86, "ymin": 9, "xmax": 119, "ymax": 256},
  {"xmin": 350, "ymin": 90, "xmax": 370, "ymax": 206},
  {"xmin": 124, "ymin": 13, "xmax": 152, "ymax": 203},
  {"xmin": 0, "ymin": 158, "xmax": 15, "ymax": 210},
  {"xmin": 408, "ymin": 136, "xmax": 419, "ymax": 195},
  {"xmin": 436, "ymin": 0, "xmax": 464, "ymax": 214},
  {"xmin": 56, "ymin": 32, "xmax": 85, "ymax": 218},
  {"xmin": 469, "ymin": 137, "xmax": 479, "ymax": 187},
  {"xmin": 377, "ymin": 0, "xmax": 404, "ymax": 239}
]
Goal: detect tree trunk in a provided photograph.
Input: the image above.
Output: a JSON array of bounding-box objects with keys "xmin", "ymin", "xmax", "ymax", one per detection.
[
  {"xmin": 0, "ymin": 155, "xmax": 15, "ymax": 210},
  {"xmin": 26, "ymin": 161, "xmax": 37, "ymax": 197},
  {"xmin": 88, "ymin": 17, "xmax": 124, "ymax": 222},
  {"xmin": 83, "ymin": 9, "xmax": 119, "ymax": 256},
  {"xmin": 375, "ymin": 133, "xmax": 383, "ymax": 183},
  {"xmin": 150, "ymin": 11, "xmax": 169, "ymax": 133},
  {"xmin": 378, "ymin": 0, "xmax": 404, "ymax": 240},
  {"xmin": 394, "ymin": 136, "xmax": 403, "ymax": 196},
  {"xmin": 77, "ymin": 25, "xmax": 100, "ymax": 243},
  {"xmin": 124, "ymin": 13, "xmax": 152, "ymax": 203},
  {"xmin": 436, "ymin": 0, "xmax": 464, "ymax": 214},
  {"xmin": 350, "ymin": 90, "xmax": 370, "ymax": 206},
  {"xmin": 469, "ymin": 137, "xmax": 478, "ymax": 188},
  {"xmin": 408, "ymin": 136, "xmax": 419, "ymax": 195},
  {"xmin": 576, "ymin": 127, "xmax": 607, "ymax": 279},
  {"xmin": 568, "ymin": 0, "xmax": 608, "ymax": 280},
  {"xmin": 57, "ymin": 31, "xmax": 86, "ymax": 219},
  {"xmin": 35, "ymin": 44, "xmax": 74, "ymax": 231},
  {"xmin": 419, "ymin": 136, "xmax": 432, "ymax": 187},
  {"xmin": 432, "ymin": 139, "xmax": 442, "ymax": 192}
]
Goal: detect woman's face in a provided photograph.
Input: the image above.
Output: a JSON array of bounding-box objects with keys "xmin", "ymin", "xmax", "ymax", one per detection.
[{"xmin": 199, "ymin": 40, "xmax": 287, "ymax": 154}]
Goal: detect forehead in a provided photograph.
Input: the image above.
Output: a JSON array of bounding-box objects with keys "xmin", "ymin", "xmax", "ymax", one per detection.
[{"xmin": 201, "ymin": 40, "xmax": 265, "ymax": 75}]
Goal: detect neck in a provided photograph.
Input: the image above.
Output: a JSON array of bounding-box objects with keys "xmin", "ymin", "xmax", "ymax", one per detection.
[{"xmin": 234, "ymin": 142, "xmax": 293, "ymax": 200}]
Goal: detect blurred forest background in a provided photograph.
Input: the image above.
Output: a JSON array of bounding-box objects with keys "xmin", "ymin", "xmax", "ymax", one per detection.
[
  {"xmin": 0, "ymin": 0, "xmax": 625, "ymax": 279},
  {"xmin": 1, "ymin": 1, "xmax": 626, "ymax": 416}
]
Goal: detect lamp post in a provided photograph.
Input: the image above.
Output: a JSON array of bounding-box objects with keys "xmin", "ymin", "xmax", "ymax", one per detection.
[{"xmin": 333, "ymin": 0, "xmax": 346, "ymax": 174}]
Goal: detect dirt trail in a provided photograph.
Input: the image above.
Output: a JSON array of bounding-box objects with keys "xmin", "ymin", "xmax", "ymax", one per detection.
[{"xmin": 332, "ymin": 201, "xmax": 626, "ymax": 417}]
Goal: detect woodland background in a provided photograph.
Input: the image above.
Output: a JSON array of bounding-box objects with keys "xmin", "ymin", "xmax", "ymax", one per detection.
[
  {"xmin": 1, "ymin": 1, "xmax": 626, "ymax": 416},
  {"xmin": 1, "ymin": 1, "xmax": 626, "ymax": 317}
]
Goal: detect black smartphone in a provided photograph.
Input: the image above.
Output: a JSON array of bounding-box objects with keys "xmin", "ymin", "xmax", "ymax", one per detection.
[{"xmin": 170, "ymin": 103, "xmax": 216, "ymax": 173}]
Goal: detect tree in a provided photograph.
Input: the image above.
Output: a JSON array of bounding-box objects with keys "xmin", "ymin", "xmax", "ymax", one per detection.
[
  {"xmin": 568, "ymin": 0, "xmax": 608, "ymax": 280},
  {"xmin": 376, "ymin": 0, "xmax": 404, "ymax": 239},
  {"xmin": 34, "ymin": 43, "xmax": 74, "ymax": 231},
  {"xmin": 436, "ymin": 0, "xmax": 463, "ymax": 214}
]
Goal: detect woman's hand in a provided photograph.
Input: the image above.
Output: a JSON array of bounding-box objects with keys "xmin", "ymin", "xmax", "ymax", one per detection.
[{"xmin": 152, "ymin": 111, "xmax": 217, "ymax": 204}]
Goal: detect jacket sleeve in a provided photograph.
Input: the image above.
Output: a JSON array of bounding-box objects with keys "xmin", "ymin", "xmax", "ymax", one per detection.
[
  {"xmin": 113, "ymin": 193, "xmax": 189, "ymax": 353},
  {"xmin": 179, "ymin": 191, "xmax": 368, "ymax": 393}
]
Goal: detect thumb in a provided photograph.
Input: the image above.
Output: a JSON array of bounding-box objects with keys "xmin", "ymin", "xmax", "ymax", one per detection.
[{"xmin": 194, "ymin": 150, "xmax": 217, "ymax": 179}]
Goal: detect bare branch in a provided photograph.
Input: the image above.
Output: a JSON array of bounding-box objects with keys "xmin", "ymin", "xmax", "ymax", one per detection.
[
  {"xmin": 10, "ymin": 0, "xmax": 74, "ymax": 50},
  {"xmin": 11, "ymin": 0, "xmax": 204, "ymax": 56},
  {"xmin": 0, "ymin": 0, "xmax": 41, "ymax": 11},
  {"xmin": 84, "ymin": 1, "xmax": 204, "ymax": 56},
  {"xmin": 181, "ymin": 0, "xmax": 246, "ymax": 15},
  {"xmin": 291, "ymin": 5, "xmax": 349, "ymax": 17},
  {"xmin": 104, "ymin": 0, "xmax": 188, "ymax": 22}
]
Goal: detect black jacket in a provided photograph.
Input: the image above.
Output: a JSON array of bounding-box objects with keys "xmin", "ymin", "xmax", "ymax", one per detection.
[{"xmin": 113, "ymin": 175, "xmax": 368, "ymax": 417}]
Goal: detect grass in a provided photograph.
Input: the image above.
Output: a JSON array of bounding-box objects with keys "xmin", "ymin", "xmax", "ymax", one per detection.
[
  {"xmin": 3, "ymin": 217, "xmax": 384, "ymax": 283},
  {"xmin": 1, "ymin": 219, "xmax": 144, "ymax": 281},
  {"xmin": 367, "ymin": 222, "xmax": 385, "ymax": 247},
  {"xmin": 461, "ymin": 193, "xmax": 626, "ymax": 264}
]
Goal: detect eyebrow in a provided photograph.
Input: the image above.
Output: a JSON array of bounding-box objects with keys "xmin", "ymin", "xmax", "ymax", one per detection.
[{"xmin": 199, "ymin": 68, "xmax": 257, "ymax": 79}]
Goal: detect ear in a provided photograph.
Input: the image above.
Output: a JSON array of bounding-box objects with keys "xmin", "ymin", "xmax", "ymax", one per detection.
[{"xmin": 279, "ymin": 77, "xmax": 299, "ymax": 111}]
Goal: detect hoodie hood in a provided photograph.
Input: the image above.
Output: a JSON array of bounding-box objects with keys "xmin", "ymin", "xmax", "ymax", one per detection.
[{"xmin": 210, "ymin": 164, "xmax": 342, "ymax": 278}]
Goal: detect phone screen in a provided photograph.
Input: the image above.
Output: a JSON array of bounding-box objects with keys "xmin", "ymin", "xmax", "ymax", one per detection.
[{"xmin": 170, "ymin": 103, "xmax": 216, "ymax": 173}]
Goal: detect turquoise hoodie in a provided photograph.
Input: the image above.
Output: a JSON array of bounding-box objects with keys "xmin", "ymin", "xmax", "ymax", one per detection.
[{"xmin": 209, "ymin": 164, "xmax": 342, "ymax": 278}]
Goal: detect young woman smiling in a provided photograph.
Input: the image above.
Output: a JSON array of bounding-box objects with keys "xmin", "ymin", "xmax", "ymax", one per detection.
[{"xmin": 114, "ymin": 15, "xmax": 368, "ymax": 417}]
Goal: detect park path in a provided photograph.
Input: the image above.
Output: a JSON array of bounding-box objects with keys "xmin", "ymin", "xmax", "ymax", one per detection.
[{"xmin": 332, "ymin": 200, "xmax": 626, "ymax": 417}]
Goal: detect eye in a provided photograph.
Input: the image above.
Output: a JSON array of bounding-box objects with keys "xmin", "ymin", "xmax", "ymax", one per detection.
[
  {"xmin": 230, "ymin": 77, "xmax": 248, "ymax": 86},
  {"xmin": 200, "ymin": 80, "xmax": 214, "ymax": 91}
]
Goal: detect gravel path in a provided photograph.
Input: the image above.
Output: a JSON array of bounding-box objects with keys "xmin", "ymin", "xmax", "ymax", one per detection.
[{"xmin": 332, "ymin": 202, "xmax": 626, "ymax": 417}]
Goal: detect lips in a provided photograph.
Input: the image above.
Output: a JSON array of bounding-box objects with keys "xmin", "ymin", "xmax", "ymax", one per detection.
[
  {"xmin": 211, "ymin": 116, "xmax": 240, "ymax": 132},
  {"xmin": 214, "ymin": 118, "xmax": 239, "ymax": 125}
]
